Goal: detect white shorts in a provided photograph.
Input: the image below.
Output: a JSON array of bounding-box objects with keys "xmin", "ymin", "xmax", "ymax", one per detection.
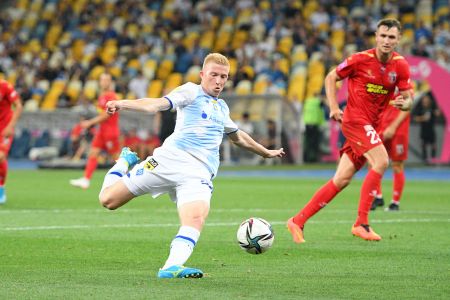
[{"xmin": 123, "ymin": 146, "xmax": 214, "ymax": 207}]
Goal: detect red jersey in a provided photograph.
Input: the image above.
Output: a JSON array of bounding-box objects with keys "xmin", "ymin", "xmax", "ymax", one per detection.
[
  {"xmin": 336, "ymin": 48, "xmax": 410, "ymax": 128},
  {"xmin": 97, "ymin": 91, "xmax": 119, "ymax": 135},
  {"xmin": 0, "ymin": 80, "xmax": 19, "ymax": 132}
]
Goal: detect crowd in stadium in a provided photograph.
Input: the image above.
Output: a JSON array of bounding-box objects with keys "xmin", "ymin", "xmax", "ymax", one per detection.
[{"xmin": 0, "ymin": 0, "xmax": 449, "ymax": 111}]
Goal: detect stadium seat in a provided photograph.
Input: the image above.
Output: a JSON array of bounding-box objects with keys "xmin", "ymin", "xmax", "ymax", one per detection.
[
  {"xmin": 199, "ymin": 30, "xmax": 215, "ymax": 50},
  {"xmin": 235, "ymin": 80, "xmax": 252, "ymax": 95},
  {"xmin": 143, "ymin": 59, "xmax": 158, "ymax": 80},
  {"xmin": 165, "ymin": 73, "xmax": 183, "ymax": 92},
  {"xmin": 184, "ymin": 65, "xmax": 201, "ymax": 84},
  {"xmin": 41, "ymin": 80, "xmax": 66, "ymax": 110},
  {"xmin": 156, "ymin": 59, "xmax": 174, "ymax": 80},
  {"xmin": 147, "ymin": 79, "xmax": 163, "ymax": 98},
  {"xmin": 83, "ymin": 79, "xmax": 99, "ymax": 100}
]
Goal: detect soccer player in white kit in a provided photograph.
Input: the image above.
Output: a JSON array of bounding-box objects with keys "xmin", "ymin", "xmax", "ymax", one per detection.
[{"xmin": 99, "ymin": 53, "xmax": 285, "ymax": 278}]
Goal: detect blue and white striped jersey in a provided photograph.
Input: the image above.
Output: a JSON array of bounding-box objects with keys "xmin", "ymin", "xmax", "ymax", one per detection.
[{"xmin": 162, "ymin": 82, "xmax": 238, "ymax": 176}]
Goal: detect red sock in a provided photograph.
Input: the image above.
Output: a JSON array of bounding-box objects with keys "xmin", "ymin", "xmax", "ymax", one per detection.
[
  {"xmin": 84, "ymin": 156, "xmax": 98, "ymax": 180},
  {"xmin": 376, "ymin": 180, "xmax": 382, "ymax": 198},
  {"xmin": 0, "ymin": 160, "xmax": 7, "ymax": 185},
  {"xmin": 393, "ymin": 171, "xmax": 405, "ymax": 202},
  {"xmin": 293, "ymin": 180, "xmax": 340, "ymax": 227},
  {"xmin": 355, "ymin": 169, "xmax": 382, "ymax": 226}
]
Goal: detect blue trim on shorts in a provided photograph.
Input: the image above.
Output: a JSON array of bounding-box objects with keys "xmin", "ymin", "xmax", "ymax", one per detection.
[
  {"xmin": 127, "ymin": 173, "xmax": 131, "ymax": 178},
  {"xmin": 175, "ymin": 235, "xmax": 196, "ymax": 246},
  {"xmin": 109, "ymin": 171, "xmax": 123, "ymax": 177}
]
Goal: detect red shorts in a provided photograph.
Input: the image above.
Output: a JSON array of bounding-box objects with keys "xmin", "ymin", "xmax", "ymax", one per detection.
[
  {"xmin": 340, "ymin": 122, "xmax": 383, "ymax": 170},
  {"xmin": 382, "ymin": 134, "xmax": 408, "ymax": 161},
  {"xmin": 0, "ymin": 135, "xmax": 13, "ymax": 156},
  {"xmin": 91, "ymin": 131, "xmax": 120, "ymax": 154}
]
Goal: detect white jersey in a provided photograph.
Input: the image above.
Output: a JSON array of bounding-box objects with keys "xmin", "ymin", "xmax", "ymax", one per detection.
[{"xmin": 162, "ymin": 82, "xmax": 238, "ymax": 177}]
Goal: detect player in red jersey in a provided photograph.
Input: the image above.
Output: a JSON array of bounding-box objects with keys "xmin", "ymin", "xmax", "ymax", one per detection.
[
  {"xmin": 287, "ymin": 18, "xmax": 413, "ymax": 242},
  {"xmin": 70, "ymin": 73, "xmax": 120, "ymax": 189},
  {"xmin": 371, "ymin": 89, "xmax": 411, "ymax": 212},
  {"xmin": 0, "ymin": 79, "xmax": 23, "ymax": 204}
]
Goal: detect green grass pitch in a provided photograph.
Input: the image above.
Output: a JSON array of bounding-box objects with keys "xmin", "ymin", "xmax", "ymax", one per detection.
[{"xmin": 0, "ymin": 169, "xmax": 449, "ymax": 299}]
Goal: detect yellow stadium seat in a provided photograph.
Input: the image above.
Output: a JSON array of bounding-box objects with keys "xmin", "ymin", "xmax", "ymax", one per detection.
[
  {"xmin": 156, "ymin": 60, "xmax": 174, "ymax": 80},
  {"xmin": 41, "ymin": 79, "xmax": 66, "ymax": 110},
  {"xmin": 45, "ymin": 24, "xmax": 62, "ymax": 50},
  {"xmin": 72, "ymin": 39, "xmax": 85, "ymax": 61},
  {"xmin": 147, "ymin": 79, "xmax": 163, "ymax": 98},
  {"xmin": 200, "ymin": 30, "xmax": 215, "ymax": 50},
  {"xmin": 66, "ymin": 80, "xmax": 82, "ymax": 102},
  {"xmin": 288, "ymin": 73, "xmax": 306, "ymax": 102},
  {"xmin": 165, "ymin": 73, "xmax": 183, "ymax": 91},
  {"xmin": 253, "ymin": 80, "xmax": 268, "ymax": 95},
  {"xmin": 231, "ymin": 30, "xmax": 249, "ymax": 50},
  {"xmin": 235, "ymin": 80, "xmax": 252, "ymax": 95},
  {"xmin": 16, "ymin": 0, "xmax": 29, "ymax": 10},
  {"xmin": 331, "ymin": 29, "xmax": 345, "ymax": 51},
  {"xmin": 277, "ymin": 36, "xmax": 293, "ymax": 57},
  {"xmin": 143, "ymin": 59, "xmax": 157, "ymax": 80},
  {"xmin": 214, "ymin": 30, "xmax": 232, "ymax": 52},
  {"xmin": 83, "ymin": 80, "xmax": 99, "ymax": 100},
  {"xmin": 277, "ymin": 58, "xmax": 290, "ymax": 76},
  {"xmin": 229, "ymin": 58, "xmax": 238, "ymax": 78},
  {"xmin": 184, "ymin": 65, "xmax": 201, "ymax": 83},
  {"xmin": 89, "ymin": 65, "xmax": 106, "ymax": 80},
  {"xmin": 108, "ymin": 66, "xmax": 122, "ymax": 78}
]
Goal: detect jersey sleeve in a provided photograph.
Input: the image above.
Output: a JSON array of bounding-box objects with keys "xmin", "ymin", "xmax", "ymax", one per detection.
[
  {"xmin": 164, "ymin": 82, "xmax": 198, "ymax": 109},
  {"xmin": 335, "ymin": 53, "xmax": 359, "ymax": 79},
  {"xmin": 396, "ymin": 60, "xmax": 411, "ymax": 91}
]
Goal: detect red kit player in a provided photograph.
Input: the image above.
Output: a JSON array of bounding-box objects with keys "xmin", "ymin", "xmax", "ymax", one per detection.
[
  {"xmin": 287, "ymin": 18, "xmax": 413, "ymax": 242},
  {"xmin": 371, "ymin": 89, "xmax": 411, "ymax": 211},
  {"xmin": 70, "ymin": 73, "xmax": 120, "ymax": 189},
  {"xmin": 0, "ymin": 79, "xmax": 23, "ymax": 204}
]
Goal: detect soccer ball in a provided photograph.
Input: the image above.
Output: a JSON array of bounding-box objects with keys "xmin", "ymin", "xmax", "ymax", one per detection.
[{"xmin": 237, "ymin": 217, "xmax": 274, "ymax": 254}]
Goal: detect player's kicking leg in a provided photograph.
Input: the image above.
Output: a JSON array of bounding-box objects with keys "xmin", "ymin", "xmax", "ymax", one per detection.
[{"xmin": 99, "ymin": 147, "xmax": 139, "ymax": 209}]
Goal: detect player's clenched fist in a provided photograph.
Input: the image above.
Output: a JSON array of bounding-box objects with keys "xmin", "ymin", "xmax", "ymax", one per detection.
[
  {"xmin": 390, "ymin": 94, "xmax": 412, "ymax": 111},
  {"xmin": 106, "ymin": 100, "xmax": 121, "ymax": 114}
]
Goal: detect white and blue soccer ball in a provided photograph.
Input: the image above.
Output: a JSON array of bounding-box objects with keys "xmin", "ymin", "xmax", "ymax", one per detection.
[{"xmin": 237, "ymin": 217, "xmax": 274, "ymax": 254}]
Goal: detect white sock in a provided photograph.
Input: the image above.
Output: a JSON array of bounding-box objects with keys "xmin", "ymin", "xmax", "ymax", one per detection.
[
  {"xmin": 100, "ymin": 158, "xmax": 129, "ymax": 194},
  {"xmin": 162, "ymin": 226, "xmax": 200, "ymax": 270}
]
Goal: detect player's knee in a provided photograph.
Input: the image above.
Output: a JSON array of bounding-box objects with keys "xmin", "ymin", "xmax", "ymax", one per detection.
[
  {"xmin": 375, "ymin": 157, "xmax": 389, "ymax": 172},
  {"xmin": 335, "ymin": 177, "xmax": 351, "ymax": 190},
  {"xmin": 99, "ymin": 192, "xmax": 119, "ymax": 210}
]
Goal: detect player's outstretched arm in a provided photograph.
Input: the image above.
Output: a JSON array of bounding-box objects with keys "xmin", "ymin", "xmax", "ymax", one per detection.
[
  {"xmin": 228, "ymin": 130, "xmax": 285, "ymax": 158},
  {"xmin": 106, "ymin": 97, "xmax": 171, "ymax": 115}
]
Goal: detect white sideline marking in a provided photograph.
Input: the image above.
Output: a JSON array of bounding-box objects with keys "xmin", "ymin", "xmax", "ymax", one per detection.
[
  {"xmin": 0, "ymin": 208, "xmax": 449, "ymax": 215},
  {"xmin": 1, "ymin": 218, "xmax": 449, "ymax": 232}
]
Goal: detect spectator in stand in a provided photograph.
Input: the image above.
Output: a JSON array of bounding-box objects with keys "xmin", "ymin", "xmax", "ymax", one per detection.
[{"xmin": 128, "ymin": 70, "xmax": 148, "ymax": 99}]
